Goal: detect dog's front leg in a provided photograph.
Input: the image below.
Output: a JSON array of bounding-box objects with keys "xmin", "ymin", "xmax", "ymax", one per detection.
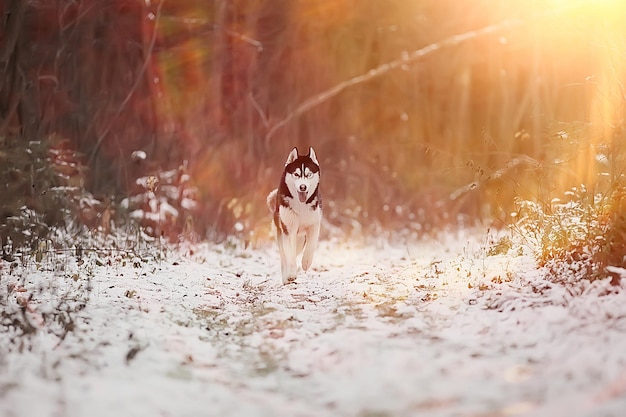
[
  {"xmin": 277, "ymin": 232, "xmax": 289, "ymax": 284},
  {"xmin": 279, "ymin": 230, "xmax": 298, "ymax": 284},
  {"xmin": 301, "ymin": 222, "xmax": 320, "ymax": 272}
]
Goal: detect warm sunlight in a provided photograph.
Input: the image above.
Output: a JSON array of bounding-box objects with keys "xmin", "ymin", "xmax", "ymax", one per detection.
[
  {"xmin": 531, "ymin": 0, "xmax": 626, "ymax": 192},
  {"xmin": 4, "ymin": 2, "xmax": 626, "ymax": 416},
  {"xmin": 114, "ymin": 0, "xmax": 625, "ymax": 237}
]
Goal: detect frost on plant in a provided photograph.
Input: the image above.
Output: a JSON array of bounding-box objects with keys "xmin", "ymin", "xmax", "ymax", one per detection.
[
  {"xmin": 121, "ymin": 162, "xmax": 199, "ymax": 241},
  {"xmin": 515, "ymin": 185, "xmax": 626, "ymax": 283}
]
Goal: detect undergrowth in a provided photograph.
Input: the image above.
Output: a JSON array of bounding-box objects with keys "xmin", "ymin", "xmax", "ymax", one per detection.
[
  {"xmin": 0, "ymin": 226, "xmax": 168, "ymax": 354},
  {"xmin": 515, "ymin": 185, "xmax": 626, "ymax": 284},
  {"xmin": 507, "ymin": 111, "xmax": 626, "ymax": 286}
]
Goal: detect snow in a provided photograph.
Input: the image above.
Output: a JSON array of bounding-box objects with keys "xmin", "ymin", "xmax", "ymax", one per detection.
[{"xmin": 1, "ymin": 229, "xmax": 626, "ymax": 417}]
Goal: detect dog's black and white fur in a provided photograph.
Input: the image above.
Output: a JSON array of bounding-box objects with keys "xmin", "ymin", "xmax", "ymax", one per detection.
[{"xmin": 267, "ymin": 147, "xmax": 322, "ymax": 284}]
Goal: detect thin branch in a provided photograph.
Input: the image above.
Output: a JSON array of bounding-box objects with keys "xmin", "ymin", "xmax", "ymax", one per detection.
[
  {"xmin": 449, "ymin": 156, "xmax": 541, "ymax": 201},
  {"xmin": 220, "ymin": 25, "xmax": 263, "ymax": 52},
  {"xmin": 157, "ymin": 17, "xmax": 264, "ymax": 51},
  {"xmin": 249, "ymin": 92, "xmax": 269, "ymax": 128}
]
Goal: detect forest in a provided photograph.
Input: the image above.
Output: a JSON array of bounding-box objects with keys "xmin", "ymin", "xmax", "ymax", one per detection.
[
  {"xmin": 1, "ymin": 0, "xmax": 626, "ymax": 271},
  {"xmin": 2, "ymin": 2, "xmax": 626, "ymax": 416}
]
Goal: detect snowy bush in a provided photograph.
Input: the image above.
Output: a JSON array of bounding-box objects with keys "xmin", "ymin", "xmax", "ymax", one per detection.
[
  {"xmin": 0, "ymin": 135, "xmax": 100, "ymax": 253},
  {"xmin": 121, "ymin": 161, "xmax": 199, "ymax": 241},
  {"xmin": 515, "ymin": 185, "xmax": 626, "ymax": 284}
]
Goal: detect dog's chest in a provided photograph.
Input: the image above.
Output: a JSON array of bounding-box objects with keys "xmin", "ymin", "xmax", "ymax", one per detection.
[{"xmin": 278, "ymin": 199, "xmax": 321, "ymax": 231}]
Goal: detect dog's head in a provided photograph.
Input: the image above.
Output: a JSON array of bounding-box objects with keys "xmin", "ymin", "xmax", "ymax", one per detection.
[{"xmin": 284, "ymin": 147, "xmax": 320, "ymax": 203}]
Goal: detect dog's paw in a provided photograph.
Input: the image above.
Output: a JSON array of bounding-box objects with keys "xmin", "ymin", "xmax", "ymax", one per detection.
[
  {"xmin": 281, "ymin": 260, "xmax": 298, "ymax": 284},
  {"xmin": 282, "ymin": 274, "xmax": 297, "ymax": 285}
]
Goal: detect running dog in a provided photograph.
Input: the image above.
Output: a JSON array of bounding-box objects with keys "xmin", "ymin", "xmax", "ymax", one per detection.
[{"xmin": 267, "ymin": 147, "xmax": 322, "ymax": 284}]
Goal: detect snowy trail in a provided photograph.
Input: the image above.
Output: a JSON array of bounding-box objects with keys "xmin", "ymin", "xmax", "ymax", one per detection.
[{"xmin": 1, "ymin": 231, "xmax": 626, "ymax": 417}]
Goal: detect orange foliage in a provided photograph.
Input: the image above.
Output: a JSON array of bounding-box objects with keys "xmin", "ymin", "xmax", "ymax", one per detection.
[{"xmin": 2, "ymin": 0, "xmax": 625, "ymax": 240}]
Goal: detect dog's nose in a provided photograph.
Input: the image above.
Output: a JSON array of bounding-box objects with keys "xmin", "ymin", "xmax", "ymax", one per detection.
[{"xmin": 299, "ymin": 184, "xmax": 307, "ymax": 192}]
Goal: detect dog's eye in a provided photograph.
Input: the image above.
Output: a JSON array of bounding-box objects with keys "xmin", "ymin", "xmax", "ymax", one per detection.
[{"xmin": 305, "ymin": 172, "xmax": 313, "ymax": 178}]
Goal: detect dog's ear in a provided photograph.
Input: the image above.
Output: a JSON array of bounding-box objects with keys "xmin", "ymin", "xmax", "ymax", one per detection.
[
  {"xmin": 285, "ymin": 147, "xmax": 298, "ymax": 165},
  {"xmin": 308, "ymin": 147, "xmax": 318, "ymax": 165}
]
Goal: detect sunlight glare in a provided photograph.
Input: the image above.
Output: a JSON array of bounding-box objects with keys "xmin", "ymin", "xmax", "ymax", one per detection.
[{"xmin": 523, "ymin": 0, "xmax": 626, "ymax": 193}]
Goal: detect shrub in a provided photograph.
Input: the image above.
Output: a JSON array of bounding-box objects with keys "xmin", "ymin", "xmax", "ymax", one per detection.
[
  {"xmin": 1, "ymin": 136, "xmax": 66, "ymax": 252},
  {"xmin": 121, "ymin": 161, "xmax": 199, "ymax": 242},
  {"xmin": 0, "ymin": 135, "xmax": 107, "ymax": 256},
  {"xmin": 515, "ymin": 185, "xmax": 626, "ymax": 284}
]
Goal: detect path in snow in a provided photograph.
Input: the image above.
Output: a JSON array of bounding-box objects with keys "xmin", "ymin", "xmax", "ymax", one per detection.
[{"xmin": 1, "ymin": 230, "xmax": 626, "ymax": 417}]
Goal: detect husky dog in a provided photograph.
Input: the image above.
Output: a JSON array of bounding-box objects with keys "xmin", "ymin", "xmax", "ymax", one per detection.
[{"xmin": 267, "ymin": 147, "xmax": 322, "ymax": 284}]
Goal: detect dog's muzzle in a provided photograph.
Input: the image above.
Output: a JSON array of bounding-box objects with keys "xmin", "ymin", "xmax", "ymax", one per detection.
[{"xmin": 298, "ymin": 185, "xmax": 307, "ymax": 202}]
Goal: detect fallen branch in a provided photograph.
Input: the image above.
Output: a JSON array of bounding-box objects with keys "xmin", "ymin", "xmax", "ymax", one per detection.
[
  {"xmin": 265, "ymin": 4, "xmax": 585, "ymax": 140},
  {"xmin": 264, "ymin": 17, "xmax": 523, "ymax": 140}
]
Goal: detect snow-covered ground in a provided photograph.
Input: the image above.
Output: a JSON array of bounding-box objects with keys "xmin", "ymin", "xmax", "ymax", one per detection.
[{"xmin": 1, "ymin": 230, "xmax": 626, "ymax": 417}]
